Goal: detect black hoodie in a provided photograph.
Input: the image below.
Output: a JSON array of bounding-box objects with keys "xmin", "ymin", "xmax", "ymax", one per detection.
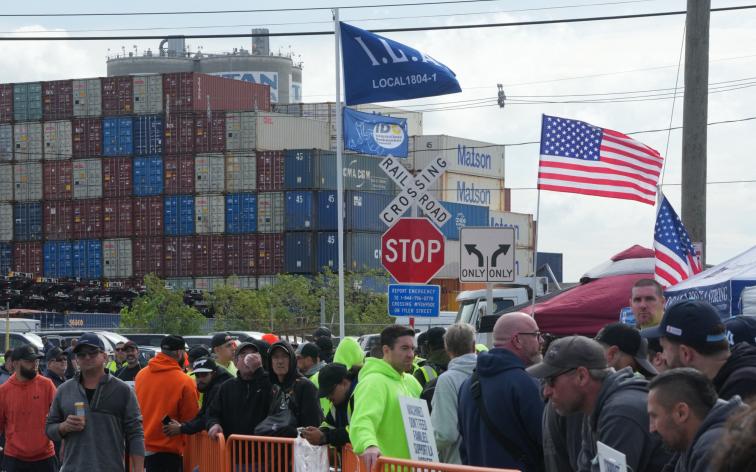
[
  {"xmin": 266, "ymin": 341, "xmax": 323, "ymax": 437},
  {"xmin": 712, "ymin": 342, "xmax": 756, "ymax": 401},
  {"xmin": 206, "ymin": 363, "xmax": 273, "ymax": 436},
  {"xmin": 182, "ymin": 368, "xmax": 233, "ymax": 435}
]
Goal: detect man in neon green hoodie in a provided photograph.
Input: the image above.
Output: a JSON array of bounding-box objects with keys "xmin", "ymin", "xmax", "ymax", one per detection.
[{"xmin": 349, "ymin": 325, "xmax": 421, "ymax": 470}]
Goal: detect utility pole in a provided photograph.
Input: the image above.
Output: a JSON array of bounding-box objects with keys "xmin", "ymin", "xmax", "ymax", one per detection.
[{"xmin": 681, "ymin": 0, "xmax": 710, "ymax": 264}]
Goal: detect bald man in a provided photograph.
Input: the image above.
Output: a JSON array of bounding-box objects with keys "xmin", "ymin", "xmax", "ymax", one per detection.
[{"xmin": 456, "ymin": 313, "xmax": 545, "ymax": 470}]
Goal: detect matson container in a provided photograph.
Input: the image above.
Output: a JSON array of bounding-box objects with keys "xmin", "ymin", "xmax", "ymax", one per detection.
[
  {"xmin": 316, "ymin": 232, "xmax": 337, "ymax": 272},
  {"xmin": 256, "ymin": 151, "xmax": 284, "ymax": 191},
  {"xmin": 0, "ymin": 242, "xmax": 11, "ymax": 274},
  {"xmin": 430, "ymin": 172, "xmax": 506, "ymax": 212},
  {"xmin": 0, "ymin": 124, "xmax": 12, "ymax": 160},
  {"xmin": 101, "ymin": 76, "xmax": 133, "ymax": 115},
  {"xmin": 195, "ymin": 154, "xmax": 225, "ymax": 193},
  {"xmin": 257, "ymin": 192, "xmax": 284, "ymax": 233},
  {"xmin": 13, "ymin": 82, "xmax": 42, "ymax": 122},
  {"xmin": 488, "ymin": 211, "xmax": 534, "ymax": 248},
  {"xmin": 164, "ymin": 236, "xmax": 194, "ymax": 277},
  {"xmin": 515, "ymin": 248, "xmax": 535, "ymax": 277},
  {"xmin": 43, "ymin": 161, "xmax": 73, "ymax": 200},
  {"xmin": 72, "ymin": 78, "xmax": 102, "ymax": 117},
  {"xmin": 193, "ymin": 235, "xmax": 226, "ymax": 276},
  {"xmin": 72, "ymin": 199, "xmax": 103, "ymax": 239},
  {"xmin": 14, "ymin": 123, "xmax": 43, "ymax": 161},
  {"xmin": 195, "ymin": 194, "xmax": 225, "ymax": 234},
  {"xmin": 163, "ymin": 72, "xmax": 270, "ymax": 114},
  {"xmin": 409, "ymin": 135, "xmax": 505, "ymax": 178},
  {"xmin": 72, "ymin": 159, "xmax": 102, "ymax": 199},
  {"xmin": 0, "ymin": 203, "xmax": 12, "ymax": 241},
  {"xmin": 42, "ymin": 80, "xmax": 73, "ymax": 121},
  {"xmin": 285, "ymin": 191, "xmax": 314, "ymax": 231},
  {"xmin": 345, "ymin": 191, "xmax": 392, "ymax": 232},
  {"xmin": 43, "ymin": 201, "xmax": 73, "ymax": 240},
  {"xmin": 13, "ymin": 241, "xmax": 43, "ymax": 276},
  {"xmin": 255, "ymin": 112, "xmax": 329, "ymax": 151},
  {"xmin": 164, "ymin": 155, "xmax": 195, "ymax": 194},
  {"xmin": 224, "ymin": 152, "xmax": 256, "ymax": 192},
  {"xmin": 102, "ymin": 117, "xmax": 133, "ymax": 156},
  {"xmin": 13, "ymin": 202, "xmax": 43, "ymax": 241},
  {"xmin": 103, "ymin": 198, "xmax": 133, "ymax": 238},
  {"xmin": 132, "ymin": 75, "xmax": 163, "ymax": 115},
  {"xmin": 346, "ymin": 232, "xmax": 382, "ymax": 271},
  {"xmin": 283, "ymin": 149, "xmax": 336, "ymax": 190},
  {"xmin": 133, "ymin": 196, "xmax": 163, "ymax": 236},
  {"xmin": 133, "ymin": 156, "xmax": 164, "ymax": 196},
  {"xmin": 195, "ymin": 111, "xmax": 226, "ymax": 153},
  {"xmin": 72, "ymin": 239, "xmax": 102, "ymax": 279},
  {"xmin": 44, "ymin": 241, "xmax": 73, "ymax": 278},
  {"xmin": 13, "ymin": 163, "xmax": 42, "ymax": 201},
  {"xmin": 133, "ymin": 237, "xmax": 163, "ymax": 277},
  {"xmin": 225, "ymin": 193, "xmax": 257, "ymax": 234},
  {"xmin": 102, "ymin": 157, "xmax": 132, "ymax": 197},
  {"xmin": 103, "ymin": 239, "xmax": 133, "ymax": 278},
  {"xmin": 164, "ymin": 195, "xmax": 195, "ymax": 236},
  {"xmin": 0, "ymin": 84, "xmax": 12, "ymax": 122},
  {"xmin": 133, "ymin": 115, "xmax": 163, "ymax": 156},
  {"xmin": 256, "ymin": 233, "xmax": 284, "ymax": 275},
  {"xmin": 285, "ymin": 232, "xmax": 314, "ymax": 274},
  {"xmin": 225, "ymin": 234, "xmax": 257, "ymax": 276},
  {"xmin": 164, "ymin": 115, "xmax": 194, "ymax": 155},
  {"xmin": 0, "ymin": 164, "xmax": 13, "ymax": 201},
  {"xmin": 72, "ymin": 118, "xmax": 102, "ymax": 158},
  {"xmin": 43, "ymin": 120, "xmax": 72, "ymax": 160}
]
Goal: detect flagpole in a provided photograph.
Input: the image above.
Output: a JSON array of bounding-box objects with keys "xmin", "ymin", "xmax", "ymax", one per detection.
[
  {"xmin": 334, "ymin": 9, "xmax": 346, "ymax": 339},
  {"xmin": 530, "ymin": 188, "xmax": 541, "ymax": 313}
]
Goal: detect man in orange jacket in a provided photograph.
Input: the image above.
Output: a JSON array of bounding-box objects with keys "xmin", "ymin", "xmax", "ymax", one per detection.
[{"xmin": 135, "ymin": 335, "xmax": 199, "ymax": 472}]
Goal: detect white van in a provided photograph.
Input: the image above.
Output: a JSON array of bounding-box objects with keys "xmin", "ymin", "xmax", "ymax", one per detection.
[{"xmin": 1, "ymin": 318, "xmax": 42, "ymax": 333}]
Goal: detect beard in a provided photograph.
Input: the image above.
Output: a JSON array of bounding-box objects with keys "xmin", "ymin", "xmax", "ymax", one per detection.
[{"xmin": 19, "ymin": 365, "xmax": 38, "ymax": 380}]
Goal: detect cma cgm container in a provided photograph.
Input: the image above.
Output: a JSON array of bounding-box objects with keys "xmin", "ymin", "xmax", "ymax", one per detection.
[
  {"xmin": 342, "ymin": 154, "xmax": 396, "ymax": 192},
  {"xmin": 225, "ymin": 193, "xmax": 257, "ymax": 234},
  {"xmin": 133, "ymin": 237, "xmax": 163, "ymax": 277},
  {"xmin": 164, "ymin": 115, "xmax": 194, "ymax": 155},
  {"xmin": 101, "ymin": 76, "xmax": 133, "ymax": 115},
  {"xmin": 72, "ymin": 79, "xmax": 102, "ymax": 117},
  {"xmin": 102, "ymin": 157, "xmax": 132, "ymax": 197},
  {"xmin": 164, "ymin": 195, "xmax": 194, "ymax": 236},
  {"xmin": 103, "ymin": 198, "xmax": 133, "ymax": 238},
  {"xmin": 195, "ymin": 194, "xmax": 225, "ymax": 234},
  {"xmin": 13, "ymin": 82, "xmax": 42, "ymax": 122},
  {"xmin": 428, "ymin": 201, "xmax": 489, "ymax": 241},
  {"xmin": 284, "ymin": 149, "xmax": 336, "ymax": 190},
  {"xmin": 256, "ymin": 233, "xmax": 284, "ymax": 275},
  {"xmin": 0, "ymin": 242, "xmax": 11, "ymax": 274},
  {"xmin": 72, "ymin": 239, "xmax": 102, "ymax": 278},
  {"xmin": 193, "ymin": 235, "xmax": 225, "ymax": 276},
  {"xmin": 163, "ymin": 72, "xmax": 270, "ymax": 114},
  {"xmin": 42, "ymin": 80, "xmax": 73, "ymax": 121},
  {"xmin": 0, "ymin": 124, "xmax": 12, "ymax": 160},
  {"xmin": 0, "ymin": 84, "xmax": 12, "ymax": 122},
  {"xmin": 13, "ymin": 241, "xmax": 43, "ymax": 276},
  {"xmin": 316, "ymin": 232, "xmax": 338, "ymax": 272},
  {"xmin": 43, "ymin": 240, "xmax": 73, "ymax": 278},
  {"xmin": 103, "ymin": 238, "xmax": 133, "ymax": 278},
  {"xmin": 285, "ymin": 191, "xmax": 314, "ymax": 231},
  {"xmin": 13, "ymin": 163, "xmax": 43, "ymax": 201},
  {"xmin": 256, "ymin": 151, "xmax": 284, "ymax": 191},
  {"xmin": 13, "ymin": 202, "xmax": 43, "ymax": 241},
  {"xmin": 102, "ymin": 117, "xmax": 133, "ymax": 156},
  {"xmin": 0, "ymin": 203, "xmax": 12, "ymax": 241},
  {"xmin": 225, "ymin": 234, "xmax": 257, "ymax": 276},
  {"xmin": 195, "ymin": 154, "xmax": 224, "ymax": 193},
  {"xmin": 164, "ymin": 236, "xmax": 194, "ymax": 277},
  {"xmin": 195, "ymin": 111, "xmax": 226, "ymax": 153},
  {"xmin": 224, "ymin": 152, "xmax": 256, "ymax": 192},
  {"xmin": 133, "ymin": 196, "xmax": 163, "ymax": 236},
  {"xmin": 132, "ymin": 75, "xmax": 163, "ymax": 115},
  {"xmin": 0, "ymin": 164, "xmax": 11, "ymax": 201},
  {"xmin": 14, "ymin": 123, "xmax": 43, "ymax": 161},
  {"xmin": 285, "ymin": 232, "xmax": 314, "ymax": 274},
  {"xmin": 72, "ymin": 118, "xmax": 102, "ymax": 158},
  {"xmin": 164, "ymin": 155, "xmax": 195, "ymax": 194},
  {"xmin": 133, "ymin": 156, "xmax": 164, "ymax": 196},
  {"xmin": 315, "ymin": 191, "xmax": 338, "ymax": 231},
  {"xmin": 346, "ymin": 232, "xmax": 382, "ymax": 271},
  {"xmin": 72, "ymin": 199, "xmax": 103, "ymax": 239},
  {"xmin": 72, "ymin": 159, "xmax": 102, "ymax": 199},
  {"xmin": 344, "ymin": 191, "xmax": 392, "ymax": 232},
  {"xmin": 43, "ymin": 120, "xmax": 72, "ymax": 160},
  {"xmin": 133, "ymin": 115, "xmax": 163, "ymax": 156},
  {"xmin": 257, "ymin": 192, "xmax": 284, "ymax": 233},
  {"xmin": 43, "ymin": 201, "xmax": 73, "ymax": 240}
]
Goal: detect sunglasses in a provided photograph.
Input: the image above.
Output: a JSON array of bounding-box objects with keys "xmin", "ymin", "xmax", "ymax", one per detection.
[
  {"xmin": 115, "ymin": 348, "xmax": 125, "ymax": 352},
  {"xmin": 543, "ymin": 368, "xmax": 577, "ymax": 387},
  {"xmin": 75, "ymin": 350, "xmax": 102, "ymax": 359}
]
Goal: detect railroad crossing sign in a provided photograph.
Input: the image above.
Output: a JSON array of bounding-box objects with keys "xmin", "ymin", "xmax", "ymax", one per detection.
[
  {"xmin": 381, "ymin": 217, "xmax": 446, "ymax": 284},
  {"xmin": 378, "ymin": 156, "xmax": 451, "ymax": 227},
  {"xmin": 459, "ymin": 227, "xmax": 516, "ymax": 282}
]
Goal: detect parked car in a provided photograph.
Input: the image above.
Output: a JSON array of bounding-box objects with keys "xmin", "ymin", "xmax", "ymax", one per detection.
[
  {"xmin": 124, "ymin": 333, "xmax": 169, "ymax": 348},
  {"xmin": 183, "ymin": 335, "xmax": 213, "ymax": 348},
  {"xmin": 0, "ymin": 332, "xmax": 45, "ymax": 352},
  {"xmin": 34, "ymin": 330, "xmax": 129, "ymax": 353}
]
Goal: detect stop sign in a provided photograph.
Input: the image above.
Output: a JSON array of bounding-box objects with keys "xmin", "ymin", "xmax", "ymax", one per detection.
[{"xmin": 381, "ymin": 217, "xmax": 446, "ymax": 283}]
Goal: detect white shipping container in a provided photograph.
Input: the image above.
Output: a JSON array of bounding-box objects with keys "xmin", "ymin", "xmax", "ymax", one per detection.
[
  {"xmin": 72, "ymin": 78, "xmax": 102, "ymax": 117},
  {"xmin": 13, "ymin": 123, "xmax": 43, "ymax": 161},
  {"xmin": 103, "ymin": 238, "xmax": 133, "ymax": 278},
  {"xmin": 515, "ymin": 248, "xmax": 535, "ymax": 277},
  {"xmin": 0, "ymin": 203, "xmax": 12, "ymax": 241},
  {"xmin": 257, "ymin": 276, "xmax": 277, "ymax": 289},
  {"xmin": 0, "ymin": 124, "xmax": 12, "ymax": 161},
  {"xmin": 225, "ymin": 276, "xmax": 256, "ymax": 289},
  {"xmin": 255, "ymin": 112, "xmax": 329, "ymax": 151},
  {"xmin": 488, "ymin": 211, "xmax": 534, "ymax": 248},
  {"xmin": 225, "ymin": 112, "xmax": 256, "ymax": 151},
  {"xmin": 431, "ymin": 172, "xmax": 506, "ymax": 212},
  {"xmin": 0, "ymin": 164, "xmax": 13, "ymax": 201},
  {"xmin": 194, "ymin": 277, "xmax": 226, "ymax": 291},
  {"xmin": 195, "ymin": 154, "xmax": 225, "ymax": 193},
  {"xmin": 434, "ymin": 240, "xmax": 460, "ymax": 279},
  {"xmin": 43, "ymin": 120, "xmax": 72, "ymax": 160},
  {"xmin": 13, "ymin": 163, "xmax": 42, "ymax": 201},
  {"xmin": 165, "ymin": 278, "xmax": 194, "ymax": 290},
  {"xmin": 224, "ymin": 151, "xmax": 257, "ymax": 192},
  {"xmin": 73, "ymin": 158, "xmax": 103, "ymax": 199},
  {"xmin": 410, "ymin": 135, "xmax": 505, "ymax": 178},
  {"xmin": 296, "ymin": 102, "xmax": 423, "ymax": 137},
  {"xmin": 195, "ymin": 194, "xmax": 225, "ymax": 234},
  {"xmin": 133, "ymin": 75, "xmax": 163, "ymax": 114},
  {"xmin": 257, "ymin": 192, "xmax": 284, "ymax": 233}
]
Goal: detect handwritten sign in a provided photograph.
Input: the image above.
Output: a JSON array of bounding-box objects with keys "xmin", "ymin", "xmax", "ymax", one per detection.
[
  {"xmin": 399, "ymin": 396, "xmax": 439, "ymax": 462},
  {"xmin": 597, "ymin": 441, "xmax": 627, "ymax": 472}
]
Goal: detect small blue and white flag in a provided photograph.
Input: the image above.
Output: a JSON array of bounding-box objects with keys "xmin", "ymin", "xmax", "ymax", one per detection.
[
  {"xmin": 340, "ymin": 22, "xmax": 461, "ymax": 105},
  {"xmin": 343, "ymin": 108, "xmax": 408, "ymax": 157}
]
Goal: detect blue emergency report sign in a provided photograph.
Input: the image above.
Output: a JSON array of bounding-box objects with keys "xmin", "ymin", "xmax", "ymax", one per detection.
[{"xmin": 388, "ymin": 284, "xmax": 441, "ymax": 317}]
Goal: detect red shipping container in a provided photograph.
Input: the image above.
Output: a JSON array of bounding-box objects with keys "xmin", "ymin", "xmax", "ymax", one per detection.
[
  {"xmin": 163, "ymin": 154, "xmax": 194, "ymax": 194},
  {"xmin": 43, "ymin": 161, "xmax": 74, "ymax": 200},
  {"xmin": 256, "ymin": 150, "xmax": 284, "ymax": 191},
  {"xmin": 256, "ymin": 233, "xmax": 284, "ymax": 275},
  {"xmin": 163, "ymin": 72, "xmax": 270, "ymax": 114},
  {"xmin": 225, "ymin": 235, "xmax": 257, "ymax": 276},
  {"xmin": 194, "ymin": 235, "xmax": 226, "ymax": 276},
  {"xmin": 133, "ymin": 196, "xmax": 163, "ymax": 236},
  {"xmin": 133, "ymin": 237, "xmax": 163, "ymax": 278},
  {"xmin": 164, "ymin": 115, "xmax": 195, "ymax": 155},
  {"xmin": 43, "ymin": 201, "xmax": 73, "ymax": 240},
  {"xmin": 13, "ymin": 242, "xmax": 43, "ymax": 277},
  {"xmin": 72, "ymin": 118, "xmax": 102, "ymax": 158},
  {"xmin": 102, "ymin": 76, "xmax": 133, "ymax": 115},
  {"xmin": 0, "ymin": 84, "xmax": 12, "ymax": 122},
  {"xmin": 103, "ymin": 197, "xmax": 133, "ymax": 238},
  {"xmin": 164, "ymin": 236, "xmax": 194, "ymax": 277},
  {"xmin": 72, "ymin": 199, "xmax": 103, "ymax": 239},
  {"xmin": 102, "ymin": 157, "xmax": 132, "ymax": 197},
  {"xmin": 194, "ymin": 111, "xmax": 226, "ymax": 153},
  {"xmin": 42, "ymin": 80, "xmax": 74, "ymax": 120}
]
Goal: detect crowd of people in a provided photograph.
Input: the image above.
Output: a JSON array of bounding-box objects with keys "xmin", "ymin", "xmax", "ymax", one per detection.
[{"xmin": 0, "ymin": 278, "xmax": 755, "ymax": 472}]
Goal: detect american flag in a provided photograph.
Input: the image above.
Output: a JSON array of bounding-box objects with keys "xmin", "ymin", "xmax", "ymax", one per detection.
[
  {"xmin": 538, "ymin": 115, "xmax": 664, "ymax": 205},
  {"xmin": 654, "ymin": 194, "xmax": 702, "ymax": 287}
]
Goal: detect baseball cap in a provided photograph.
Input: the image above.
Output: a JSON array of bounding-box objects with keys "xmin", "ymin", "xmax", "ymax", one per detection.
[
  {"xmin": 73, "ymin": 332, "xmax": 106, "ymax": 353},
  {"xmin": 188, "ymin": 345, "xmax": 211, "ymax": 363},
  {"xmin": 313, "ymin": 326, "xmax": 332, "ymax": 339},
  {"xmin": 527, "ymin": 336, "xmax": 608, "ymax": 379},
  {"xmin": 317, "ymin": 363, "xmax": 348, "ymax": 398},
  {"xmin": 192, "ymin": 356, "xmax": 217, "ymax": 374},
  {"xmin": 425, "ymin": 327, "xmax": 446, "ymax": 350},
  {"xmin": 211, "ymin": 333, "xmax": 234, "ymax": 348},
  {"xmin": 235, "ymin": 342, "xmax": 259, "ymax": 359},
  {"xmin": 12, "ymin": 344, "xmax": 44, "ymax": 361},
  {"xmin": 160, "ymin": 335, "xmax": 186, "ymax": 351},
  {"xmin": 595, "ymin": 323, "xmax": 657, "ymax": 377},
  {"xmin": 123, "ymin": 341, "xmax": 138, "ymax": 350},
  {"xmin": 45, "ymin": 347, "xmax": 65, "ymax": 362},
  {"xmin": 645, "ymin": 300, "xmax": 727, "ymax": 351},
  {"xmin": 724, "ymin": 315, "xmax": 756, "ymax": 346},
  {"xmin": 299, "ymin": 343, "xmax": 320, "ymax": 360}
]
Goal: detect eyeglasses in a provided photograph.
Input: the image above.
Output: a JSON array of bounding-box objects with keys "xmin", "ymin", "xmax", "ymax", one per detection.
[
  {"xmin": 516, "ymin": 331, "xmax": 543, "ymax": 340},
  {"xmin": 75, "ymin": 350, "xmax": 102, "ymax": 359},
  {"xmin": 115, "ymin": 348, "xmax": 125, "ymax": 352},
  {"xmin": 543, "ymin": 368, "xmax": 576, "ymax": 387}
]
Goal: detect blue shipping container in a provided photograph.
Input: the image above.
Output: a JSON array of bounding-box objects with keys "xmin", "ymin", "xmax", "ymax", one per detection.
[
  {"xmin": 72, "ymin": 239, "xmax": 102, "ymax": 279},
  {"xmin": 315, "ymin": 191, "xmax": 338, "ymax": 231},
  {"xmin": 103, "ymin": 116, "xmax": 134, "ymax": 156},
  {"xmin": 285, "ymin": 191, "xmax": 314, "ymax": 231},
  {"xmin": 345, "ymin": 191, "xmax": 392, "ymax": 232},
  {"xmin": 225, "ymin": 193, "xmax": 257, "ymax": 234},
  {"xmin": 346, "ymin": 232, "xmax": 382, "ymax": 271},
  {"xmin": 537, "ymin": 252, "xmax": 563, "ymax": 283},
  {"xmin": 284, "ymin": 232, "xmax": 314, "ymax": 273},
  {"xmin": 284, "ymin": 149, "xmax": 336, "ymax": 190},
  {"xmin": 133, "ymin": 156, "xmax": 164, "ymax": 196},
  {"xmin": 428, "ymin": 201, "xmax": 489, "ymax": 241},
  {"xmin": 0, "ymin": 243, "xmax": 11, "ymax": 275},
  {"xmin": 13, "ymin": 202, "xmax": 43, "ymax": 241},
  {"xmin": 316, "ymin": 232, "xmax": 338, "ymax": 272},
  {"xmin": 133, "ymin": 115, "xmax": 163, "ymax": 156},
  {"xmin": 164, "ymin": 195, "xmax": 195, "ymax": 236},
  {"xmin": 43, "ymin": 241, "xmax": 73, "ymax": 278}
]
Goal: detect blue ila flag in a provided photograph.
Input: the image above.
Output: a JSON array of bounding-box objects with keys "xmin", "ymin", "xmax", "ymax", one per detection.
[
  {"xmin": 343, "ymin": 108, "xmax": 408, "ymax": 157},
  {"xmin": 340, "ymin": 22, "xmax": 461, "ymax": 105}
]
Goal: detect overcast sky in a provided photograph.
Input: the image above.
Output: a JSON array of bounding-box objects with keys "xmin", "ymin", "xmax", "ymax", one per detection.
[{"xmin": 1, "ymin": 0, "xmax": 754, "ymax": 281}]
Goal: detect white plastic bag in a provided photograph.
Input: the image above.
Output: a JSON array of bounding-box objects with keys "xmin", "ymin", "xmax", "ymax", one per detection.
[{"xmin": 294, "ymin": 435, "xmax": 330, "ymax": 472}]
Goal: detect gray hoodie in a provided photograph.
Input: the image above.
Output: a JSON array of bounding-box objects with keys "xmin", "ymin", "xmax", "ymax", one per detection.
[
  {"xmin": 431, "ymin": 352, "xmax": 477, "ymax": 464},
  {"xmin": 46, "ymin": 373, "xmax": 144, "ymax": 471}
]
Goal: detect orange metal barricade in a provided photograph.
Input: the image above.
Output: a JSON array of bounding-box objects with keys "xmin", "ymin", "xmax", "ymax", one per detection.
[
  {"xmin": 226, "ymin": 435, "xmax": 296, "ymax": 472},
  {"xmin": 183, "ymin": 431, "xmax": 226, "ymax": 471},
  {"xmin": 342, "ymin": 445, "xmax": 520, "ymax": 472}
]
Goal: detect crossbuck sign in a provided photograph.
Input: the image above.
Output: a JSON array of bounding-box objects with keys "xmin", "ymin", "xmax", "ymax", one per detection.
[{"xmin": 379, "ymin": 156, "xmax": 451, "ymax": 227}]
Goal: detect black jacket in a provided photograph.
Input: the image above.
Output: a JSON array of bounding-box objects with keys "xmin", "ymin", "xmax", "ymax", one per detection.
[
  {"xmin": 182, "ymin": 369, "xmax": 233, "ymax": 435},
  {"xmin": 321, "ymin": 379, "xmax": 357, "ymax": 447},
  {"xmin": 713, "ymin": 342, "xmax": 756, "ymax": 401},
  {"xmin": 44, "ymin": 369, "xmax": 66, "ymax": 388},
  {"xmin": 206, "ymin": 367, "xmax": 273, "ymax": 436}
]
